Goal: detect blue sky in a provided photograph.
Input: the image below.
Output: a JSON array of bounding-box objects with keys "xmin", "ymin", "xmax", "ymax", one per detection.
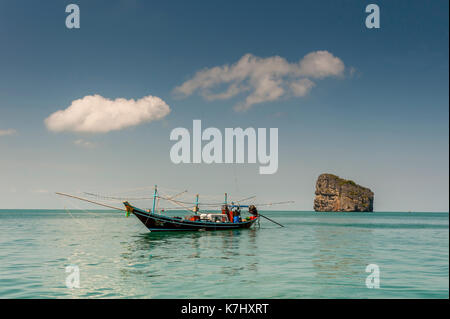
[{"xmin": 0, "ymin": 0, "xmax": 448, "ymax": 211}]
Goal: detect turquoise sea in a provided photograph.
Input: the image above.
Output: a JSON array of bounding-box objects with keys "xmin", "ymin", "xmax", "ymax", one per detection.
[{"xmin": 0, "ymin": 210, "xmax": 448, "ymax": 298}]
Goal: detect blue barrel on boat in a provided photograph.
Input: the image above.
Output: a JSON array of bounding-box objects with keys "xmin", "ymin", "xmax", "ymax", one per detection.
[{"xmin": 233, "ymin": 216, "xmax": 240, "ymax": 223}]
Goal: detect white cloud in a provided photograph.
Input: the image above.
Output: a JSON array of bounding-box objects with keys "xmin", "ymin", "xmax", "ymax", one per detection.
[
  {"xmin": 45, "ymin": 94, "xmax": 171, "ymax": 133},
  {"xmin": 290, "ymin": 78, "xmax": 315, "ymax": 97},
  {"xmin": 174, "ymin": 51, "xmax": 345, "ymax": 111},
  {"xmin": 74, "ymin": 139, "xmax": 95, "ymax": 148},
  {"xmin": 0, "ymin": 129, "xmax": 17, "ymax": 136},
  {"xmin": 298, "ymin": 51, "xmax": 344, "ymax": 78}
]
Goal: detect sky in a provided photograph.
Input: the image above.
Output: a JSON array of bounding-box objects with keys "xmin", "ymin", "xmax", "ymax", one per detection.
[{"xmin": 0, "ymin": 0, "xmax": 448, "ymax": 211}]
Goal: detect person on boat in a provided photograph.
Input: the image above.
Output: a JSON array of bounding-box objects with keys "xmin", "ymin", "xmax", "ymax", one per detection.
[
  {"xmin": 231, "ymin": 205, "xmax": 241, "ymax": 223},
  {"xmin": 222, "ymin": 204, "xmax": 232, "ymax": 222},
  {"xmin": 248, "ymin": 205, "xmax": 258, "ymax": 220}
]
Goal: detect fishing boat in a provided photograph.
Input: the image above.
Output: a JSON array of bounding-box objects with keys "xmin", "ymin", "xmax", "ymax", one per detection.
[
  {"xmin": 124, "ymin": 202, "xmax": 259, "ymax": 231},
  {"xmin": 56, "ymin": 185, "xmax": 289, "ymax": 232},
  {"xmin": 123, "ymin": 186, "xmax": 260, "ymax": 231}
]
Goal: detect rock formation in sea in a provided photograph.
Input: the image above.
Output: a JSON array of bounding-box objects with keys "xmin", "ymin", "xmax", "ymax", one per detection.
[{"xmin": 314, "ymin": 173, "xmax": 374, "ymax": 212}]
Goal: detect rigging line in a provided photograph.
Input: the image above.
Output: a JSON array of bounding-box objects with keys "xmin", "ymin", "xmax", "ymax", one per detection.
[
  {"xmin": 256, "ymin": 200, "xmax": 295, "ymax": 206},
  {"xmin": 82, "ymin": 194, "xmax": 130, "ymax": 206},
  {"xmin": 59, "ymin": 195, "xmax": 106, "ymax": 232},
  {"xmin": 94, "ymin": 187, "xmax": 242, "ymax": 203},
  {"xmin": 107, "ymin": 185, "xmax": 156, "ymax": 195},
  {"xmin": 58, "ymin": 193, "xmax": 147, "ymax": 234},
  {"xmin": 55, "ymin": 192, "xmax": 126, "ymax": 211},
  {"xmin": 83, "ymin": 192, "xmax": 151, "ymax": 201},
  {"xmin": 70, "ymin": 192, "xmax": 292, "ymax": 209},
  {"xmin": 161, "ymin": 196, "xmax": 195, "ymax": 214},
  {"xmin": 63, "ymin": 206, "xmax": 95, "ymax": 231},
  {"xmin": 158, "ymin": 190, "xmax": 188, "ymax": 213},
  {"xmin": 83, "ymin": 189, "xmax": 189, "ymax": 202},
  {"xmin": 154, "ymin": 195, "xmax": 245, "ymax": 206},
  {"xmin": 60, "ymin": 195, "xmax": 124, "ymax": 234},
  {"xmin": 169, "ymin": 190, "xmax": 189, "ymax": 199},
  {"xmin": 61, "ymin": 197, "xmax": 108, "ymax": 222},
  {"xmin": 150, "ymin": 207, "xmax": 190, "ymax": 211},
  {"xmin": 60, "ymin": 195, "xmax": 102, "ymax": 218},
  {"xmin": 109, "ymin": 184, "xmax": 188, "ymax": 196},
  {"xmin": 235, "ymin": 195, "xmax": 256, "ymax": 203},
  {"xmin": 150, "ymin": 195, "xmax": 225, "ymax": 206}
]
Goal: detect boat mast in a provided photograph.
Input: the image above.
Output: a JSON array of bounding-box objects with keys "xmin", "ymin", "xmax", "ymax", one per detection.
[
  {"xmin": 151, "ymin": 185, "xmax": 157, "ymax": 214},
  {"xmin": 194, "ymin": 194, "xmax": 199, "ymax": 214}
]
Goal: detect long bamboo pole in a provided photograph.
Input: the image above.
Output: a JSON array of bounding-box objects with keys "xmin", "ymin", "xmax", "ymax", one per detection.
[
  {"xmin": 258, "ymin": 214, "xmax": 284, "ymax": 227},
  {"xmin": 55, "ymin": 192, "xmax": 126, "ymax": 211}
]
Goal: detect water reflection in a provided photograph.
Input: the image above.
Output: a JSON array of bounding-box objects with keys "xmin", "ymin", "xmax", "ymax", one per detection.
[{"xmin": 119, "ymin": 229, "xmax": 260, "ymax": 280}]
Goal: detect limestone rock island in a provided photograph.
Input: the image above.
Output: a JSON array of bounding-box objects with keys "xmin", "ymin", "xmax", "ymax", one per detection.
[{"xmin": 314, "ymin": 173, "xmax": 374, "ymax": 212}]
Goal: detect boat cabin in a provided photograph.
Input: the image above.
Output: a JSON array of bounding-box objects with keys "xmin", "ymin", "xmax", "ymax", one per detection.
[{"xmin": 199, "ymin": 213, "xmax": 229, "ymax": 223}]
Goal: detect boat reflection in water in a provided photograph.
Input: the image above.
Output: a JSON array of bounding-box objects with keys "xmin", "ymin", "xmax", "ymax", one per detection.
[{"xmin": 120, "ymin": 228, "xmax": 260, "ymax": 283}]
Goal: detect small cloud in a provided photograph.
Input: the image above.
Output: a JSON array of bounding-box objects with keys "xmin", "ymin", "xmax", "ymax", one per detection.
[
  {"xmin": 298, "ymin": 51, "xmax": 345, "ymax": 78},
  {"xmin": 348, "ymin": 66, "xmax": 360, "ymax": 78},
  {"xmin": 45, "ymin": 94, "xmax": 171, "ymax": 133},
  {"xmin": 0, "ymin": 129, "xmax": 17, "ymax": 136},
  {"xmin": 174, "ymin": 51, "xmax": 345, "ymax": 111},
  {"xmin": 74, "ymin": 139, "xmax": 95, "ymax": 148}
]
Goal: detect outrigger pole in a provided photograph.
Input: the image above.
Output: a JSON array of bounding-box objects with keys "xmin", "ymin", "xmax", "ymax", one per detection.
[
  {"xmin": 258, "ymin": 214, "xmax": 284, "ymax": 227},
  {"xmin": 55, "ymin": 192, "xmax": 126, "ymax": 211}
]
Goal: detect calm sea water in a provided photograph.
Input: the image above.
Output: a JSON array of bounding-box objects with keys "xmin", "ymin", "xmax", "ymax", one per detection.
[{"xmin": 0, "ymin": 210, "xmax": 448, "ymax": 298}]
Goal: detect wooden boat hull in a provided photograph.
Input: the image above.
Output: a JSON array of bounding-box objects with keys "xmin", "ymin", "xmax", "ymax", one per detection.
[{"xmin": 124, "ymin": 203, "xmax": 259, "ymax": 232}]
